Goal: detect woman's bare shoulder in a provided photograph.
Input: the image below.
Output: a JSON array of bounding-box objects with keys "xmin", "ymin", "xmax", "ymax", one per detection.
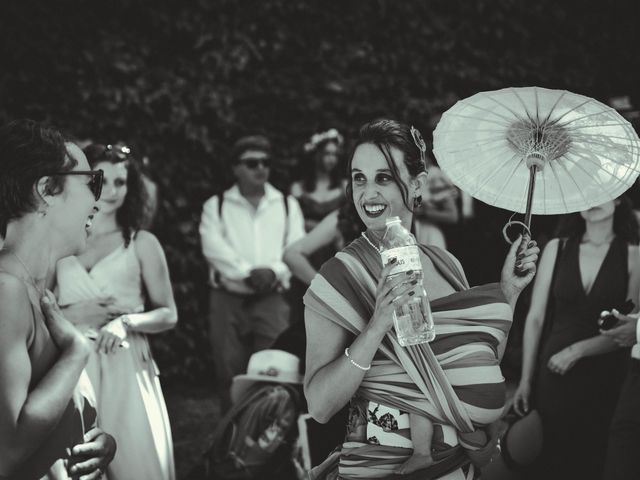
[{"xmin": 0, "ymin": 272, "xmax": 33, "ymax": 338}]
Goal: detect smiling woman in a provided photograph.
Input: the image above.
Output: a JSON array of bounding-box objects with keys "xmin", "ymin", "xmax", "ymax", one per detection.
[
  {"xmin": 0, "ymin": 120, "xmax": 115, "ymax": 480},
  {"xmin": 303, "ymin": 119, "xmax": 541, "ymax": 479}
]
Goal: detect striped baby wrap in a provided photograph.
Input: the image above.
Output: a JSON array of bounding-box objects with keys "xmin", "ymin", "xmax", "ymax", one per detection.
[{"xmin": 305, "ymin": 237, "xmax": 512, "ymax": 479}]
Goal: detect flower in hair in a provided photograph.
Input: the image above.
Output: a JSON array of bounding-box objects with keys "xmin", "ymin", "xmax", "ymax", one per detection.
[
  {"xmin": 303, "ymin": 128, "xmax": 344, "ymax": 153},
  {"xmin": 410, "ymin": 126, "xmax": 427, "ymax": 166}
]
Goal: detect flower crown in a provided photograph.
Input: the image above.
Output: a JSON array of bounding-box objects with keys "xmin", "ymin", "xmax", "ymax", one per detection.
[{"xmin": 303, "ymin": 128, "xmax": 344, "ymax": 153}]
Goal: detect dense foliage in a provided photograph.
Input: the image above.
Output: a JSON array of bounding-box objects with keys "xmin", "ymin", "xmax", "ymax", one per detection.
[{"xmin": 1, "ymin": 0, "xmax": 639, "ymax": 383}]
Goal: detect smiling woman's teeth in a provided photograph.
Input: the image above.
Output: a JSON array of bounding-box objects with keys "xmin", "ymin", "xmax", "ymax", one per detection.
[{"xmin": 364, "ymin": 204, "xmax": 385, "ymax": 213}]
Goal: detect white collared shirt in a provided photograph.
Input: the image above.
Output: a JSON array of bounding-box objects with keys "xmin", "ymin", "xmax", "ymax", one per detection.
[{"xmin": 199, "ymin": 183, "xmax": 305, "ymax": 294}]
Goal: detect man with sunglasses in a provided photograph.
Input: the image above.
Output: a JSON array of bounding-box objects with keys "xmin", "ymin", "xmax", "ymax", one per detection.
[{"xmin": 199, "ymin": 135, "xmax": 305, "ymax": 411}]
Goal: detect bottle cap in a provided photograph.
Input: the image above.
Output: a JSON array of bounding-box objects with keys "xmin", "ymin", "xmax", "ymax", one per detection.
[{"xmin": 385, "ymin": 216, "xmax": 401, "ymax": 225}]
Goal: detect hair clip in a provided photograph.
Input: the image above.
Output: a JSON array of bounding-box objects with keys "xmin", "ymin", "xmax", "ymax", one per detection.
[{"xmin": 410, "ymin": 126, "xmax": 427, "ymax": 165}]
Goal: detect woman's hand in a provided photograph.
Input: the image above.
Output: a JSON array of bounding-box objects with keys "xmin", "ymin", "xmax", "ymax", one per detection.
[
  {"xmin": 601, "ymin": 310, "xmax": 639, "ymax": 347},
  {"xmin": 547, "ymin": 344, "xmax": 581, "ymax": 375},
  {"xmin": 41, "ymin": 290, "xmax": 90, "ymax": 355},
  {"xmin": 368, "ymin": 258, "xmax": 419, "ymax": 336},
  {"xmin": 67, "ymin": 428, "xmax": 116, "ymax": 479},
  {"xmin": 95, "ymin": 316, "xmax": 128, "ymax": 354},
  {"xmin": 500, "ymin": 236, "xmax": 540, "ymax": 307},
  {"xmin": 512, "ymin": 381, "xmax": 532, "ymax": 416},
  {"xmin": 61, "ymin": 297, "xmax": 128, "ymax": 329}
]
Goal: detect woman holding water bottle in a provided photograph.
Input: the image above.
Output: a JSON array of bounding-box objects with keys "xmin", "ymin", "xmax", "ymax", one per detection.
[{"xmin": 304, "ymin": 119, "xmax": 539, "ymax": 479}]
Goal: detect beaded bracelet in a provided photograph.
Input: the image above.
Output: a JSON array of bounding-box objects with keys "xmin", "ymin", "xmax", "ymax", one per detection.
[{"xmin": 344, "ymin": 347, "xmax": 371, "ymax": 371}]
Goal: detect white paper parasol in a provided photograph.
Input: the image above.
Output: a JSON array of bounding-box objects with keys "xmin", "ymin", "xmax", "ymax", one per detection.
[{"xmin": 433, "ymin": 87, "xmax": 640, "ymax": 236}]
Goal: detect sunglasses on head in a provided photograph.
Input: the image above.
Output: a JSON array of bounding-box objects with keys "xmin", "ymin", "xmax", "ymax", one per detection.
[
  {"xmin": 102, "ymin": 144, "xmax": 132, "ymax": 161},
  {"xmin": 51, "ymin": 170, "xmax": 104, "ymax": 201},
  {"xmin": 238, "ymin": 158, "xmax": 271, "ymax": 170}
]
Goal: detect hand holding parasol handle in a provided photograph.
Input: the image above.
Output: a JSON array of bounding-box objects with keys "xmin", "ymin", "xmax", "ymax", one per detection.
[{"xmin": 514, "ymin": 162, "xmax": 539, "ymax": 276}]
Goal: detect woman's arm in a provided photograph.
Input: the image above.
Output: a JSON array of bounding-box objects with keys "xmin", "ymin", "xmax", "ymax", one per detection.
[
  {"xmin": 512, "ymin": 239, "xmax": 558, "ymax": 415},
  {"xmin": 95, "ymin": 232, "xmax": 177, "ymax": 353},
  {"xmin": 627, "ymin": 245, "xmax": 640, "ymax": 313},
  {"xmin": 283, "ymin": 210, "xmax": 339, "ymax": 285},
  {"xmin": 304, "ymin": 311, "xmax": 385, "ymax": 423},
  {"xmin": 0, "ymin": 280, "xmax": 89, "ymax": 474},
  {"xmin": 304, "ymin": 259, "xmax": 417, "ymax": 423},
  {"xmin": 127, "ymin": 231, "xmax": 178, "ymax": 333}
]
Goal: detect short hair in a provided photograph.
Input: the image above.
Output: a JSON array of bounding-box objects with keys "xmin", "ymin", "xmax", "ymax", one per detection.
[
  {"xmin": 0, "ymin": 119, "xmax": 74, "ymax": 236},
  {"xmin": 230, "ymin": 135, "xmax": 272, "ymax": 163},
  {"xmin": 83, "ymin": 143, "xmax": 150, "ymax": 247}
]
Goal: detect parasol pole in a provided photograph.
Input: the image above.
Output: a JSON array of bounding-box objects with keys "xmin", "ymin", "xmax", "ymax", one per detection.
[
  {"xmin": 515, "ymin": 154, "xmax": 544, "ymax": 276},
  {"xmin": 523, "ymin": 164, "xmax": 538, "ymax": 232}
]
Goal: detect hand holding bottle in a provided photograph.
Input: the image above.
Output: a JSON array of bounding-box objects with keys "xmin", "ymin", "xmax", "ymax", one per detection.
[{"xmin": 369, "ymin": 258, "xmax": 420, "ymax": 336}]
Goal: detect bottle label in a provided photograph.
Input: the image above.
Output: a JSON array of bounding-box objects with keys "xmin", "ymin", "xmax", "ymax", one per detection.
[{"xmin": 381, "ymin": 246, "xmax": 422, "ymax": 276}]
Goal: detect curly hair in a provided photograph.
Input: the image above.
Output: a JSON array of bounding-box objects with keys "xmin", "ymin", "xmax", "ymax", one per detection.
[
  {"xmin": 554, "ymin": 195, "xmax": 639, "ymax": 245},
  {"xmin": 0, "ymin": 119, "xmax": 74, "ymax": 236},
  {"xmin": 83, "ymin": 143, "xmax": 150, "ymax": 247}
]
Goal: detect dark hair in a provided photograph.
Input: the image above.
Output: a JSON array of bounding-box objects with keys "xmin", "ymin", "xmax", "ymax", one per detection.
[
  {"xmin": 230, "ymin": 135, "xmax": 272, "ymax": 163},
  {"xmin": 301, "ymin": 138, "xmax": 343, "ymax": 193},
  {"xmin": 0, "ymin": 119, "xmax": 75, "ymax": 236},
  {"xmin": 554, "ymin": 195, "xmax": 639, "ymax": 245},
  {"xmin": 346, "ymin": 119, "xmax": 426, "ymax": 211},
  {"xmin": 83, "ymin": 143, "xmax": 149, "ymax": 247}
]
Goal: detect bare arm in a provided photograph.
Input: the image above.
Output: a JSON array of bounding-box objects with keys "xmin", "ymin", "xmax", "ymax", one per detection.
[
  {"xmin": 512, "ymin": 239, "xmax": 558, "ymax": 415},
  {"xmin": 0, "ymin": 278, "xmax": 89, "ymax": 474},
  {"xmin": 127, "ymin": 231, "xmax": 178, "ymax": 333},
  {"xmin": 519, "ymin": 239, "xmax": 558, "ymax": 385},
  {"xmin": 283, "ymin": 210, "xmax": 339, "ymax": 285},
  {"xmin": 304, "ymin": 260, "xmax": 417, "ymax": 423},
  {"xmin": 95, "ymin": 232, "xmax": 177, "ymax": 354}
]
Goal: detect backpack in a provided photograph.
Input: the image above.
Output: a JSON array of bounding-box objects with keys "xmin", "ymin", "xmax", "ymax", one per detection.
[{"xmin": 202, "ymin": 383, "xmax": 302, "ymax": 480}]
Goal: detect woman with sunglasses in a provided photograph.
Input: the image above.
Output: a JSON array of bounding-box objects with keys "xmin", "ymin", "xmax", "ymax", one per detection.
[
  {"xmin": 0, "ymin": 120, "xmax": 115, "ymax": 479},
  {"xmin": 55, "ymin": 143, "xmax": 177, "ymax": 480}
]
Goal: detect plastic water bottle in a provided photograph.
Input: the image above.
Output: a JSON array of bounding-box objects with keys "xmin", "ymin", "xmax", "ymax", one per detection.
[{"xmin": 379, "ymin": 216, "xmax": 435, "ymax": 346}]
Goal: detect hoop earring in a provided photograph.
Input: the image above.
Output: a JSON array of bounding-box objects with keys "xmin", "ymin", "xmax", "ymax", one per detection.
[{"xmin": 413, "ymin": 195, "xmax": 422, "ymax": 208}]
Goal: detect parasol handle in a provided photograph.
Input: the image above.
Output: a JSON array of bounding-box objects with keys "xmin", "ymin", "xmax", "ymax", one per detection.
[{"xmin": 516, "ymin": 164, "xmax": 538, "ymax": 276}]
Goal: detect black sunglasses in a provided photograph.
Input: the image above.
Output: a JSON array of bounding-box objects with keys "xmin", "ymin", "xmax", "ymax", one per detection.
[
  {"xmin": 238, "ymin": 158, "xmax": 271, "ymax": 170},
  {"xmin": 51, "ymin": 170, "xmax": 104, "ymax": 201}
]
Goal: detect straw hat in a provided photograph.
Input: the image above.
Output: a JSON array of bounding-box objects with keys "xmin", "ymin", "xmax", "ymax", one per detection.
[{"xmin": 230, "ymin": 349, "xmax": 303, "ymax": 402}]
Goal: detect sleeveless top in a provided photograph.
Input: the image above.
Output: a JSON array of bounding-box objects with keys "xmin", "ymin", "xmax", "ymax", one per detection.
[{"xmin": 0, "ymin": 274, "xmax": 97, "ymax": 480}]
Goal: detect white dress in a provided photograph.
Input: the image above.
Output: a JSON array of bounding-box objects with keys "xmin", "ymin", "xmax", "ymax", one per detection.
[{"xmin": 56, "ymin": 241, "xmax": 175, "ymax": 480}]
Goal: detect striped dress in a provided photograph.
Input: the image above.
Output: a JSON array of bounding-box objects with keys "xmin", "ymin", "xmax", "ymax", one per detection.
[{"xmin": 305, "ymin": 237, "xmax": 512, "ymax": 479}]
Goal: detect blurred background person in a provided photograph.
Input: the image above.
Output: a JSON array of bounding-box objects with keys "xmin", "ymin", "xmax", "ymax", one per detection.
[
  {"xmin": 0, "ymin": 120, "xmax": 116, "ymax": 479},
  {"xmin": 413, "ymin": 153, "xmax": 459, "ymax": 249},
  {"xmin": 513, "ymin": 196, "xmax": 640, "ymax": 480},
  {"xmin": 200, "ymin": 135, "xmax": 305, "ymax": 411},
  {"xmin": 290, "ymin": 128, "xmax": 347, "ymax": 232},
  {"xmin": 55, "ymin": 142, "xmax": 177, "ymax": 480}
]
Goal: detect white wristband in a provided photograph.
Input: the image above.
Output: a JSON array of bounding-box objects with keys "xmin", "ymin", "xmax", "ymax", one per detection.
[{"xmin": 344, "ymin": 347, "xmax": 371, "ymax": 371}]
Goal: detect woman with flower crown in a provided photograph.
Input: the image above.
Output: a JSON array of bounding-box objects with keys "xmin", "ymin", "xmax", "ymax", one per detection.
[
  {"xmin": 291, "ymin": 128, "xmax": 348, "ymax": 232},
  {"xmin": 304, "ymin": 119, "xmax": 540, "ymax": 479}
]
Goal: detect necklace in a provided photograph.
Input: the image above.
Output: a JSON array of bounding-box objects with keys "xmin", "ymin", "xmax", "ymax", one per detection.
[
  {"xmin": 361, "ymin": 232, "xmax": 382, "ymax": 254},
  {"xmin": 4, "ymin": 250, "xmax": 45, "ymax": 295}
]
